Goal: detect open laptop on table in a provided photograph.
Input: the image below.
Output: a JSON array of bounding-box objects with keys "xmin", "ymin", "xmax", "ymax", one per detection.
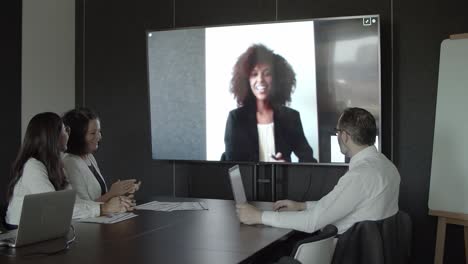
[
  {"xmin": 0, "ymin": 189, "xmax": 75, "ymax": 248},
  {"xmin": 228, "ymin": 165, "xmax": 274, "ymax": 211}
]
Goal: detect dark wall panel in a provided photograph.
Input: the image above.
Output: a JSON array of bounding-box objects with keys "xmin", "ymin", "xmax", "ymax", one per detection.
[
  {"xmin": 174, "ymin": 163, "xmax": 254, "ymax": 200},
  {"xmin": 0, "ymin": 1, "xmax": 21, "ymax": 210},
  {"xmin": 175, "ymin": 0, "xmax": 276, "ymax": 27},
  {"xmin": 277, "ymin": 164, "xmax": 348, "ymax": 202},
  {"xmin": 278, "ymin": 0, "xmax": 388, "ymax": 19},
  {"xmin": 78, "ymin": 0, "xmax": 175, "ymax": 200},
  {"xmin": 393, "ymin": 0, "xmax": 468, "ymax": 262}
]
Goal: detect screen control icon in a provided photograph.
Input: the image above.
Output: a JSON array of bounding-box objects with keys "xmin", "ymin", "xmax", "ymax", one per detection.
[{"xmin": 363, "ymin": 17, "xmax": 378, "ymax": 26}]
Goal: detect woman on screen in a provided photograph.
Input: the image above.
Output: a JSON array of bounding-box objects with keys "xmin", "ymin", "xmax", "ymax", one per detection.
[
  {"xmin": 6, "ymin": 112, "xmax": 133, "ymax": 226},
  {"xmin": 62, "ymin": 108, "xmax": 140, "ymax": 203},
  {"xmin": 224, "ymin": 44, "xmax": 317, "ymax": 163}
]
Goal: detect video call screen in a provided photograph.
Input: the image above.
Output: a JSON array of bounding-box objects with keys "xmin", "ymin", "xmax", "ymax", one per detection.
[{"xmin": 147, "ymin": 15, "xmax": 381, "ymax": 164}]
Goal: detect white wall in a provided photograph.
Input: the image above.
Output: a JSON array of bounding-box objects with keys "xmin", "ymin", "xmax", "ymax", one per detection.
[{"xmin": 22, "ymin": 0, "xmax": 75, "ymax": 137}]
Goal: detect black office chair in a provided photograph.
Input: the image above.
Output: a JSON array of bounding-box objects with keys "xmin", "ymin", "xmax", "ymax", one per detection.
[
  {"xmin": 276, "ymin": 224, "xmax": 338, "ymax": 264},
  {"xmin": 331, "ymin": 211, "xmax": 412, "ymax": 264},
  {"xmin": 0, "ymin": 202, "xmax": 7, "ymax": 233}
]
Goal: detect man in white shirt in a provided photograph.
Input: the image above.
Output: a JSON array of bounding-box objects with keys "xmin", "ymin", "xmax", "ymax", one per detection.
[{"xmin": 236, "ymin": 107, "xmax": 400, "ymax": 234}]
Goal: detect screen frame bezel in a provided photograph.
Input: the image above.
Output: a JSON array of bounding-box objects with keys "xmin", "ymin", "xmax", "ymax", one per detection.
[{"xmin": 144, "ymin": 13, "xmax": 382, "ymax": 166}]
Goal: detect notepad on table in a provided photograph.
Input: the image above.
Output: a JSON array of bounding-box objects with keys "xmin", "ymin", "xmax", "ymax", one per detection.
[
  {"xmin": 77, "ymin": 212, "xmax": 138, "ymax": 224},
  {"xmin": 135, "ymin": 201, "xmax": 208, "ymax": 212}
]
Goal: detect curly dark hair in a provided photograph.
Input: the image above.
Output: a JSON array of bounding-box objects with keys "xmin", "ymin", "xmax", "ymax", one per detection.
[{"xmin": 230, "ymin": 44, "xmax": 296, "ymax": 108}]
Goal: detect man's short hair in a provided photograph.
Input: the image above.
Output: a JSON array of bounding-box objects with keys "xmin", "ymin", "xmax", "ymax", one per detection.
[{"xmin": 338, "ymin": 107, "xmax": 377, "ymax": 146}]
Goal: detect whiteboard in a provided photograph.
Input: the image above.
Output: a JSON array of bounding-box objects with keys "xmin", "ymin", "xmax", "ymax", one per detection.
[{"xmin": 428, "ymin": 37, "xmax": 468, "ymax": 214}]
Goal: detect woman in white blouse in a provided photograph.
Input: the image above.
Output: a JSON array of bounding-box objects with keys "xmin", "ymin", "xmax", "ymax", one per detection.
[
  {"xmin": 62, "ymin": 108, "xmax": 140, "ymax": 202},
  {"xmin": 6, "ymin": 112, "xmax": 133, "ymax": 226}
]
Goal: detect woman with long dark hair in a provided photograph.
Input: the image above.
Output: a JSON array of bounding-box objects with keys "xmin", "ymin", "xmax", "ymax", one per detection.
[{"xmin": 6, "ymin": 112, "xmax": 133, "ymax": 226}]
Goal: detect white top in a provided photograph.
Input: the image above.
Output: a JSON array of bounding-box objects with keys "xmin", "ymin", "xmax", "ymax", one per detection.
[
  {"xmin": 257, "ymin": 123, "xmax": 276, "ymax": 162},
  {"xmin": 63, "ymin": 153, "xmax": 106, "ymax": 201},
  {"xmin": 6, "ymin": 158, "xmax": 101, "ymax": 225},
  {"xmin": 262, "ymin": 146, "xmax": 400, "ymax": 234}
]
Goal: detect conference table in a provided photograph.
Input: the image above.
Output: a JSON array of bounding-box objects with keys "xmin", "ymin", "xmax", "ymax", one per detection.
[{"xmin": 0, "ymin": 198, "xmax": 294, "ymax": 264}]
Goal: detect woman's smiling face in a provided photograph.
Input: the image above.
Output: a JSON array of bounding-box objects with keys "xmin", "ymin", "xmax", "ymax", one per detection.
[
  {"xmin": 85, "ymin": 119, "xmax": 102, "ymax": 153},
  {"xmin": 249, "ymin": 63, "xmax": 273, "ymax": 102}
]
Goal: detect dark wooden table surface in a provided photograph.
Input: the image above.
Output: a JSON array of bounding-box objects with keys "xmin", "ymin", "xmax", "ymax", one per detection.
[{"xmin": 0, "ymin": 198, "xmax": 293, "ymax": 264}]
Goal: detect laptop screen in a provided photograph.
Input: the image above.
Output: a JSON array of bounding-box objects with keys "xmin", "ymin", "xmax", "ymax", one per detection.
[
  {"xmin": 15, "ymin": 189, "xmax": 75, "ymax": 247},
  {"xmin": 228, "ymin": 165, "xmax": 247, "ymax": 204}
]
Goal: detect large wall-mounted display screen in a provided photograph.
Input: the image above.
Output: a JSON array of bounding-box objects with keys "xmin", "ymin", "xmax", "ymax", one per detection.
[{"xmin": 147, "ymin": 15, "xmax": 381, "ymax": 164}]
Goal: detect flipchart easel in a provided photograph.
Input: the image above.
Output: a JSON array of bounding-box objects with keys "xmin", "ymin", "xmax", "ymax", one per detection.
[{"xmin": 428, "ymin": 32, "xmax": 468, "ymax": 264}]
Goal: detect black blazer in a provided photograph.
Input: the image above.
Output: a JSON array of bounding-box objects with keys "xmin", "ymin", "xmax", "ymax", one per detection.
[{"xmin": 223, "ymin": 105, "xmax": 317, "ymax": 162}]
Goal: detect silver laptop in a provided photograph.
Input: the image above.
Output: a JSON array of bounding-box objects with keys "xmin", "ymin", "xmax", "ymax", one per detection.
[
  {"xmin": 0, "ymin": 189, "xmax": 76, "ymax": 248},
  {"xmin": 228, "ymin": 165, "xmax": 274, "ymax": 211},
  {"xmin": 228, "ymin": 165, "xmax": 247, "ymax": 204}
]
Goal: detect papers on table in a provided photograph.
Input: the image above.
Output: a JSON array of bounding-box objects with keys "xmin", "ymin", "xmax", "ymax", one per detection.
[
  {"xmin": 76, "ymin": 201, "xmax": 207, "ymax": 224},
  {"xmin": 135, "ymin": 201, "xmax": 208, "ymax": 212},
  {"xmin": 77, "ymin": 212, "xmax": 138, "ymax": 224}
]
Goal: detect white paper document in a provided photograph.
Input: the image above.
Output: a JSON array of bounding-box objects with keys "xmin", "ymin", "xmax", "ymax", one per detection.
[
  {"xmin": 77, "ymin": 212, "xmax": 138, "ymax": 224},
  {"xmin": 135, "ymin": 201, "xmax": 208, "ymax": 212}
]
